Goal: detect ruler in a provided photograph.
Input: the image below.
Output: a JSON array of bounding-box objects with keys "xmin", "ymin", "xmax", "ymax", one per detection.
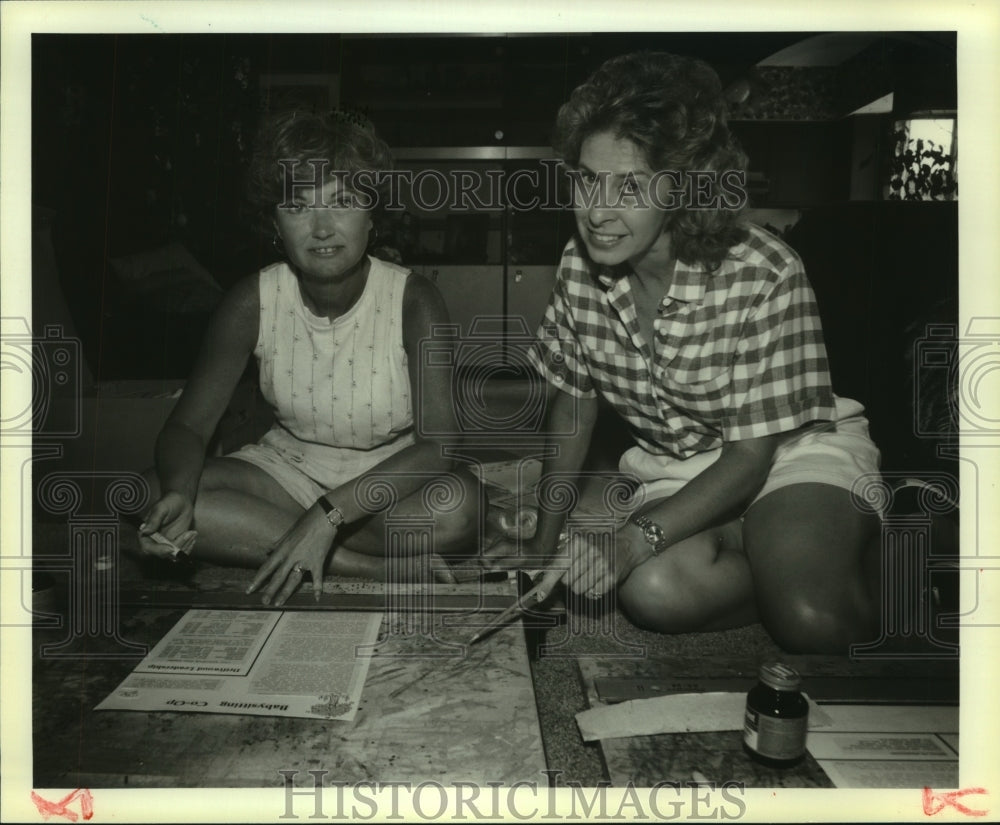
[
  {"xmin": 118, "ymin": 588, "xmax": 524, "ymax": 612},
  {"xmin": 119, "ymin": 571, "xmax": 556, "ymax": 614}
]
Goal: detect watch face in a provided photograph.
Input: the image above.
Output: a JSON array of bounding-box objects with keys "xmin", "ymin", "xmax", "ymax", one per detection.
[{"xmin": 632, "ymin": 515, "xmax": 665, "ymax": 551}]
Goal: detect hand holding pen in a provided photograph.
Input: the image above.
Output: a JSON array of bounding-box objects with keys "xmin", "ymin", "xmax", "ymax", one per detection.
[
  {"xmin": 470, "ymin": 532, "xmax": 601, "ymax": 644},
  {"xmin": 468, "ymin": 575, "xmax": 551, "ymax": 644},
  {"xmin": 540, "ymin": 531, "xmax": 621, "ymax": 602}
]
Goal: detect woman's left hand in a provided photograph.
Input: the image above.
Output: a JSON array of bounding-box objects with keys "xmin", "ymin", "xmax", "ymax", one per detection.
[{"xmin": 246, "ymin": 508, "xmax": 336, "ymax": 606}]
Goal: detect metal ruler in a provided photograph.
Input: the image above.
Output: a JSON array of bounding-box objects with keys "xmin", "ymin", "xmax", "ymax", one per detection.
[{"xmin": 118, "ymin": 588, "xmax": 522, "ymax": 612}]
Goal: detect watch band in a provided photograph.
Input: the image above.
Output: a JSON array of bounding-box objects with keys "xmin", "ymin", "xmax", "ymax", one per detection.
[
  {"xmin": 629, "ymin": 514, "xmax": 669, "ymax": 556},
  {"xmin": 317, "ymin": 495, "xmax": 345, "ymax": 528}
]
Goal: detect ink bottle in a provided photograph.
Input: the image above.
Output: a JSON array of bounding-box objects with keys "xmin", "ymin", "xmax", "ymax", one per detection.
[{"xmin": 743, "ymin": 662, "xmax": 809, "ymax": 767}]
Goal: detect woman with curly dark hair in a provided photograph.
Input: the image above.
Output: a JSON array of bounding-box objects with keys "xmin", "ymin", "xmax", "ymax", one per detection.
[
  {"xmin": 494, "ymin": 52, "xmax": 884, "ymax": 653},
  {"xmin": 137, "ymin": 109, "xmax": 480, "ymax": 604}
]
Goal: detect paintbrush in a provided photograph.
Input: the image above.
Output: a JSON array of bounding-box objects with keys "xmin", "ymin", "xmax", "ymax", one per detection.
[{"xmin": 468, "ymin": 577, "xmax": 550, "ymax": 644}]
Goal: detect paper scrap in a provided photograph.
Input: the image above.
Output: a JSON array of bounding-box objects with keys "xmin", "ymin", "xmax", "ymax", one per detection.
[
  {"xmin": 576, "ymin": 691, "xmax": 832, "ymax": 742},
  {"xmin": 472, "ymin": 458, "xmax": 542, "ymax": 496}
]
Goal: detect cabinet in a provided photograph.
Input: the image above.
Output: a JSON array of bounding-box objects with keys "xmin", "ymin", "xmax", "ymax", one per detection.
[
  {"xmin": 732, "ymin": 121, "xmax": 854, "ymax": 206},
  {"xmin": 422, "ymin": 264, "xmax": 505, "ymax": 339},
  {"xmin": 386, "ymin": 151, "xmax": 572, "ymax": 361}
]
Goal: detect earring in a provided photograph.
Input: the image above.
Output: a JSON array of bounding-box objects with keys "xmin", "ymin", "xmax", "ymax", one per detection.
[
  {"xmin": 368, "ymin": 225, "xmax": 379, "ymax": 248},
  {"xmin": 272, "ymin": 234, "xmax": 285, "ymax": 256}
]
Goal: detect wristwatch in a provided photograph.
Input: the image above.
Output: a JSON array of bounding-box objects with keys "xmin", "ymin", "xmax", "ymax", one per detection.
[
  {"xmin": 317, "ymin": 494, "xmax": 345, "ymax": 528},
  {"xmin": 629, "ymin": 514, "xmax": 669, "ymax": 556}
]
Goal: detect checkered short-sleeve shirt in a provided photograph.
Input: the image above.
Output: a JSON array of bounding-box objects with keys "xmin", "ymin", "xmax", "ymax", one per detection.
[{"xmin": 529, "ymin": 225, "xmax": 836, "ymax": 458}]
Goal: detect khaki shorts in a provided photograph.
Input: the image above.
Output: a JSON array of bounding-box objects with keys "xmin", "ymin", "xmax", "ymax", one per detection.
[
  {"xmin": 228, "ymin": 425, "xmax": 416, "ymax": 509},
  {"xmin": 619, "ymin": 396, "xmax": 883, "ymax": 516}
]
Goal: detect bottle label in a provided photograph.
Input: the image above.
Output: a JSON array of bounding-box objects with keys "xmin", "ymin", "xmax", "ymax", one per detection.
[{"xmin": 743, "ymin": 708, "xmax": 807, "ymax": 760}]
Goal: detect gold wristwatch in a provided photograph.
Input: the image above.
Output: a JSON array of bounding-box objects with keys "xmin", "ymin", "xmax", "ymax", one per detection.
[{"xmin": 629, "ymin": 514, "xmax": 669, "ymax": 556}]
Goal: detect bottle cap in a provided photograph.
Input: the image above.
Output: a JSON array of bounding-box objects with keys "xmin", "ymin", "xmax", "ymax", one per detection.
[{"xmin": 758, "ymin": 662, "xmax": 802, "ymax": 691}]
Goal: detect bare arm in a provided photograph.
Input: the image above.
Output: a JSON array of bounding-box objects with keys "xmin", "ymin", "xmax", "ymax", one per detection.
[
  {"xmin": 529, "ymin": 385, "xmax": 599, "ymax": 557},
  {"xmin": 632, "ymin": 434, "xmax": 781, "ymax": 553},
  {"xmin": 484, "ymin": 385, "xmax": 598, "ymax": 575},
  {"xmin": 538, "ymin": 428, "xmax": 786, "ymax": 599},
  {"xmin": 142, "ymin": 275, "xmax": 258, "ymax": 544}
]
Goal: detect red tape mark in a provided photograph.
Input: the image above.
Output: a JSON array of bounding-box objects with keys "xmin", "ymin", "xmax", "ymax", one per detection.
[
  {"xmin": 29, "ymin": 788, "xmax": 94, "ymax": 822},
  {"xmin": 923, "ymin": 787, "xmax": 989, "ymax": 817}
]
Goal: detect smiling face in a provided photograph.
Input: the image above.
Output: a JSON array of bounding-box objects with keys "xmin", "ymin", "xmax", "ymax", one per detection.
[
  {"xmin": 572, "ymin": 130, "xmax": 673, "ymax": 279},
  {"xmin": 273, "ymin": 176, "xmax": 373, "ymax": 290}
]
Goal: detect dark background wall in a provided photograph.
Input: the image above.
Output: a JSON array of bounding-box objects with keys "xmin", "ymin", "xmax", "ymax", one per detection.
[{"xmin": 31, "ymin": 32, "xmax": 958, "ymax": 474}]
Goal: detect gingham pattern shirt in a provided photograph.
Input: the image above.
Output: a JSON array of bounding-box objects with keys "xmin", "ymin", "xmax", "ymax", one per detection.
[{"xmin": 529, "ymin": 225, "xmax": 837, "ymax": 458}]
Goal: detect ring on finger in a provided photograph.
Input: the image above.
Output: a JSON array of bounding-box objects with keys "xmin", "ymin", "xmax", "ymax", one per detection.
[{"xmin": 292, "ymin": 563, "xmax": 304, "ymax": 575}]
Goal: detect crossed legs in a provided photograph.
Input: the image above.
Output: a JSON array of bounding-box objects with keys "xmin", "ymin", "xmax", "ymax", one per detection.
[{"xmin": 138, "ymin": 457, "xmax": 482, "ymax": 580}]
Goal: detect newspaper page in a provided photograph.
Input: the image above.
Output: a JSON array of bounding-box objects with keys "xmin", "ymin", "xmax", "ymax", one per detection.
[{"xmin": 96, "ymin": 609, "xmax": 382, "ymax": 720}]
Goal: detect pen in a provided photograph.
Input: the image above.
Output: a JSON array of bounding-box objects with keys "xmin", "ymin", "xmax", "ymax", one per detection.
[{"xmin": 468, "ymin": 577, "xmax": 550, "ymax": 644}]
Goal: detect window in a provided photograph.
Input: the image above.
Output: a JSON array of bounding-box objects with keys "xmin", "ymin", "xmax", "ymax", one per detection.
[{"xmin": 886, "ymin": 118, "xmax": 957, "ymax": 201}]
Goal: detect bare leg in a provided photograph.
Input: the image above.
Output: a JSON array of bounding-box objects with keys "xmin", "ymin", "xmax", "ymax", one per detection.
[
  {"xmin": 617, "ymin": 516, "xmax": 757, "ymax": 633},
  {"xmin": 137, "ymin": 458, "xmax": 303, "ymax": 566},
  {"xmin": 615, "ymin": 482, "xmax": 880, "ymax": 653},
  {"xmin": 139, "ymin": 459, "xmax": 482, "ymax": 580},
  {"xmin": 743, "ymin": 482, "xmax": 881, "ymax": 653},
  {"xmin": 336, "ymin": 466, "xmax": 483, "ymax": 559}
]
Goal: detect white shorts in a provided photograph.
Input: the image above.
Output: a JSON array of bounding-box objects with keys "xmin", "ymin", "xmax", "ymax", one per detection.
[
  {"xmin": 618, "ymin": 396, "xmax": 883, "ymax": 516},
  {"xmin": 227, "ymin": 425, "xmax": 416, "ymax": 508}
]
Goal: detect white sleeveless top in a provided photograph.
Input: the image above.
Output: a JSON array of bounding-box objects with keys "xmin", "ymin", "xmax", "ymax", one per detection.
[{"xmin": 254, "ymin": 257, "xmax": 414, "ymax": 450}]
